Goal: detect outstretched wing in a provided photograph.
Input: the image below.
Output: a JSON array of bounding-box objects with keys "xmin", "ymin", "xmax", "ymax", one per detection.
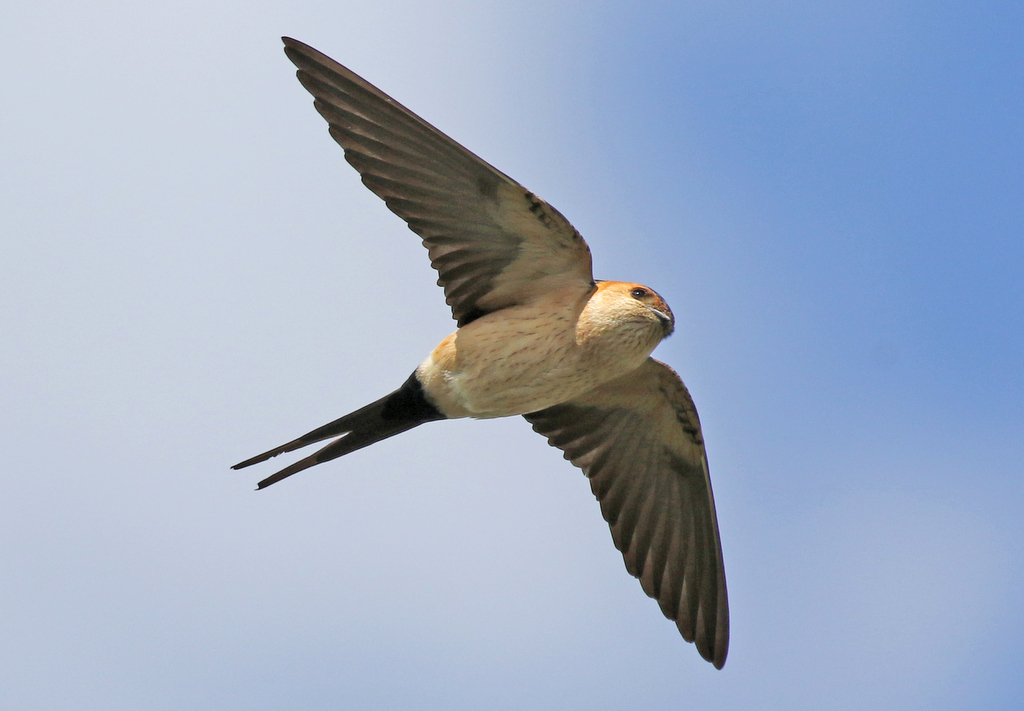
[
  {"xmin": 283, "ymin": 37, "xmax": 595, "ymax": 326},
  {"xmin": 524, "ymin": 358, "xmax": 729, "ymax": 668}
]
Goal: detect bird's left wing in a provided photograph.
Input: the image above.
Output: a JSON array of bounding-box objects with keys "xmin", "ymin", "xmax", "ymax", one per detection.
[
  {"xmin": 282, "ymin": 38, "xmax": 595, "ymax": 326},
  {"xmin": 524, "ymin": 358, "xmax": 729, "ymax": 668}
]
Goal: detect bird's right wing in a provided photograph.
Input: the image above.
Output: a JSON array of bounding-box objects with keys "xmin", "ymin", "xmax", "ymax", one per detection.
[
  {"xmin": 524, "ymin": 358, "xmax": 729, "ymax": 668},
  {"xmin": 283, "ymin": 38, "xmax": 595, "ymax": 326}
]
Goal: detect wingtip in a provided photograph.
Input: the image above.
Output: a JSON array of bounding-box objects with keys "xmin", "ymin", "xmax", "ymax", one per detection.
[
  {"xmin": 694, "ymin": 640, "xmax": 727, "ymax": 670},
  {"xmin": 707, "ymin": 629, "xmax": 729, "ymax": 670},
  {"xmin": 282, "ymin": 37, "xmax": 317, "ymax": 57},
  {"xmin": 695, "ymin": 640, "xmax": 727, "ymax": 670},
  {"xmin": 712, "ymin": 645, "xmax": 728, "ymax": 670}
]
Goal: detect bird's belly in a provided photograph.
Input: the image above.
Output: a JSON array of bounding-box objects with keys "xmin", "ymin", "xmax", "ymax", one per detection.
[
  {"xmin": 446, "ymin": 353, "xmax": 602, "ymax": 417},
  {"xmin": 417, "ymin": 307, "xmax": 619, "ymax": 419}
]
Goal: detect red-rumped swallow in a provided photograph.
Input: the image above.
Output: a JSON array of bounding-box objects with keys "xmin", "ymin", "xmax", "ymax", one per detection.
[{"xmin": 234, "ymin": 37, "xmax": 729, "ymax": 668}]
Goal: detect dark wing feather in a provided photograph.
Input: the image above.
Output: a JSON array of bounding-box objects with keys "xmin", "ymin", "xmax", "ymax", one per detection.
[
  {"xmin": 282, "ymin": 37, "xmax": 594, "ymax": 326},
  {"xmin": 524, "ymin": 358, "xmax": 729, "ymax": 668}
]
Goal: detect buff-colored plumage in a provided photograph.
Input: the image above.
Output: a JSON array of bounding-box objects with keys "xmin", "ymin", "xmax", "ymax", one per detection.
[{"xmin": 234, "ymin": 38, "xmax": 729, "ymax": 669}]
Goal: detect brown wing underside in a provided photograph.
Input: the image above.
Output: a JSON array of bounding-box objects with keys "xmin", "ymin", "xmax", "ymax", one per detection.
[
  {"xmin": 524, "ymin": 358, "xmax": 729, "ymax": 668},
  {"xmin": 282, "ymin": 37, "xmax": 594, "ymax": 326}
]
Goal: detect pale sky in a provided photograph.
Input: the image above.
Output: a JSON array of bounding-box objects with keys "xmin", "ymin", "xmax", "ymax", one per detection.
[{"xmin": 2, "ymin": 1, "xmax": 1021, "ymax": 709}]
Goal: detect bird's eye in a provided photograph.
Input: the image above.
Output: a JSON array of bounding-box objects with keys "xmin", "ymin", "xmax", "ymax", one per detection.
[{"xmin": 631, "ymin": 287, "xmax": 648, "ymax": 299}]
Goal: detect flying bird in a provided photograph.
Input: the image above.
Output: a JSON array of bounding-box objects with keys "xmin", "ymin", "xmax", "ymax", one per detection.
[{"xmin": 234, "ymin": 37, "xmax": 729, "ymax": 669}]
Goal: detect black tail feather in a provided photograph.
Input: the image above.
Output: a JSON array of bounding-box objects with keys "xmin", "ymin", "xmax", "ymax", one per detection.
[
  {"xmin": 233, "ymin": 371, "xmax": 445, "ymax": 487},
  {"xmin": 254, "ymin": 418, "xmax": 423, "ymax": 489},
  {"xmin": 231, "ymin": 396, "xmax": 393, "ymax": 470}
]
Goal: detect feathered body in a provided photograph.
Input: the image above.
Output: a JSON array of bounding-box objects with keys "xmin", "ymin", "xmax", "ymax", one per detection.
[
  {"xmin": 234, "ymin": 38, "xmax": 730, "ymax": 669},
  {"xmin": 420, "ymin": 281, "xmax": 673, "ymax": 418}
]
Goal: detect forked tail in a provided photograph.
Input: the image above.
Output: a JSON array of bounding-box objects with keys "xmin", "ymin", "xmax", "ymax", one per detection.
[{"xmin": 232, "ymin": 371, "xmax": 445, "ymax": 489}]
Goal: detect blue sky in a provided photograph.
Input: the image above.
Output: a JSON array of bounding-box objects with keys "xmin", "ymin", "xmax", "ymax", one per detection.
[{"xmin": 2, "ymin": 1, "xmax": 1021, "ymax": 709}]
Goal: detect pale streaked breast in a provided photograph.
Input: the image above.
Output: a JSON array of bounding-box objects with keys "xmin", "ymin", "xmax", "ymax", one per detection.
[{"xmin": 417, "ymin": 291, "xmax": 664, "ymax": 419}]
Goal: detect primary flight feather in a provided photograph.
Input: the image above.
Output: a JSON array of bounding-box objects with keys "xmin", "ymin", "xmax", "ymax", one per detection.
[{"xmin": 234, "ymin": 37, "xmax": 729, "ymax": 669}]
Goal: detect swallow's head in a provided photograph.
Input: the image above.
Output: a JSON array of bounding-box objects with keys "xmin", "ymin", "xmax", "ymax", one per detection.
[
  {"xmin": 626, "ymin": 283, "xmax": 675, "ymax": 337},
  {"xmin": 585, "ymin": 281, "xmax": 676, "ymax": 348}
]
